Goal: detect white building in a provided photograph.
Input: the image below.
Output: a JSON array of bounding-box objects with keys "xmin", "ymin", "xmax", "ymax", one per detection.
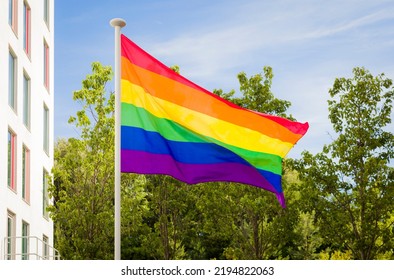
[{"xmin": 0, "ymin": 0, "xmax": 58, "ymax": 259}]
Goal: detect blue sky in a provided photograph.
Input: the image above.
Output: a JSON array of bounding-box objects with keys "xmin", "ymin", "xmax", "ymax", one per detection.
[{"xmin": 55, "ymin": 0, "xmax": 394, "ymax": 158}]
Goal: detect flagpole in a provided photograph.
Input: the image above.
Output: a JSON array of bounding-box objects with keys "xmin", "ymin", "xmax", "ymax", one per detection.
[{"xmin": 110, "ymin": 17, "xmax": 126, "ymax": 260}]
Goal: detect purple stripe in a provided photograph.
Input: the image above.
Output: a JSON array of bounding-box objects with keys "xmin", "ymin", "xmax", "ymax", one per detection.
[
  {"xmin": 121, "ymin": 149, "xmax": 281, "ymax": 197},
  {"xmin": 275, "ymin": 193, "xmax": 286, "ymax": 208}
]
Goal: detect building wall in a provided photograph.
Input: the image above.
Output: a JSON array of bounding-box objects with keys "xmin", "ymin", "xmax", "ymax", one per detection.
[{"xmin": 0, "ymin": 0, "xmax": 55, "ymax": 259}]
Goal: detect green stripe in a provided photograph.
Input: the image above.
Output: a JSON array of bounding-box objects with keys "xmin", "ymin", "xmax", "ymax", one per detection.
[{"xmin": 121, "ymin": 102, "xmax": 282, "ymax": 175}]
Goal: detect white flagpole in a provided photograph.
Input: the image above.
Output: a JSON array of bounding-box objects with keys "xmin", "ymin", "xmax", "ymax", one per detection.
[{"xmin": 110, "ymin": 18, "xmax": 126, "ymax": 260}]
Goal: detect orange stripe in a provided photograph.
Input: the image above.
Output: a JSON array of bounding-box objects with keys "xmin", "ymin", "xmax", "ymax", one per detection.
[{"xmin": 121, "ymin": 56, "xmax": 302, "ymax": 144}]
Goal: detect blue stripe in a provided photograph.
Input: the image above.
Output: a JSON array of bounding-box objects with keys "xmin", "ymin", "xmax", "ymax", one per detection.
[
  {"xmin": 121, "ymin": 126, "xmax": 282, "ymax": 192},
  {"xmin": 122, "ymin": 126, "xmax": 246, "ymax": 165}
]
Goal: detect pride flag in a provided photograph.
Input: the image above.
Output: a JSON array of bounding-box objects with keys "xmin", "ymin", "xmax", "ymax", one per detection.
[{"xmin": 120, "ymin": 34, "xmax": 308, "ymax": 207}]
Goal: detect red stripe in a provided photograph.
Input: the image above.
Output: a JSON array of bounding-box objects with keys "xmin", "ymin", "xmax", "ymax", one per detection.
[{"xmin": 120, "ymin": 35, "xmax": 308, "ymax": 135}]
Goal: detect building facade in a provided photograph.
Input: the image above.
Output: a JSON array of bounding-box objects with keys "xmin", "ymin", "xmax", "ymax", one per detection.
[{"xmin": 0, "ymin": 0, "xmax": 58, "ymax": 259}]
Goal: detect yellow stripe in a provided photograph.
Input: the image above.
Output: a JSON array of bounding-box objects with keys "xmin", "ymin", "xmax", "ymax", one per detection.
[{"xmin": 121, "ymin": 80, "xmax": 293, "ymax": 157}]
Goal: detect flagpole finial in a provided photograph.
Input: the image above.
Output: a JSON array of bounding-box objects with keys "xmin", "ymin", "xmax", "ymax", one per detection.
[{"xmin": 110, "ymin": 18, "xmax": 126, "ymax": 28}]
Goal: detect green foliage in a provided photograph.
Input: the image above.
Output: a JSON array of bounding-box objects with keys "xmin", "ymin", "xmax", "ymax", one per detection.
[
  {"xmin": 120, "ymin": 174, "xmax": 151, "ymax": 259},
  {"xmin": 293, "ymin": 67, "xmax": 394, "ymax": 259},
  {"xmin": 49, "ymin": 62, "xmax": 150, "ymax": 259},
  {"xmin": 293, "ymin": 211, "xmax": 322, "ymax": 259},
  {"xmin": 214, "ymin": 66, "xmax": 293, "ymax": 119},
  {"xmin": 170, "ymin": 65, "xmax": 180, "ymax": 74},
  {"xmin": 49, "ymin": 62, "xmax": 115, "ymax": 259}
]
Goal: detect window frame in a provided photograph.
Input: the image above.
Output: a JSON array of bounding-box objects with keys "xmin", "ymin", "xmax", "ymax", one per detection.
[
  {"xmin": 43, "ymin": 0, "xmax": 49, "ymax": 27},
  {"xmin": 23, "ymin": 1, "xmax": 31, "ymax": 56},
  {"xmin": 23, "ymin": 71, "xmax": 31, "ymax": 129},
  {"xmin": 7, "ymin": 211, "xmax": 16, "ymax": 260},
  {"xmin": 22, "ymin": 145, "xmax": 30, "ymax": 203},
  {"xmin": 7, "ymin": 129, "xmax": 17, "ymax": 191},
  {"xmin": 43, "ymin": 41, "xmax": 50, "ymax": 90},
  {"xmin": 43, "ymin": 104, "xmax": 49, "ymax": 154},
  {"xmin": 9, "ymin": 0, "xmax": 18, "ymax": 35},
  {"xmin": 43, "ymin": 169, "xmax": 49, "ymax": 219},
  {"xmin": 9, "ymin": 49, "xmax": 17, "ymax": 111},
  {"xmin": 22, "ymin": 221, "xmax": 30, "ymax": 260},
  {"xmin": 42, "ymin": 235, "xmax": 49, "ymax": 260}
]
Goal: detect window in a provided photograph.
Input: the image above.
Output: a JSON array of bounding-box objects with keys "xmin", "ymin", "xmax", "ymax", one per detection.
[
  {"xmin": 43, "ymin": 170, "xmax": 49, "ymax": 218},
  {"xmin": 43, "ymin": 105, "xmax": 49, "ymax": 154},
  {"xmin": 9, "ymin": 0, "xmax": 18, "ymax": 34},
  {"xmin": 7, "ymin": 211, "xmax": 16, "ymax": 260},
  {"xmin": 23, "ymin": 72, "xmax": 31, "ymax": 129},
  {"xmin": 22, "ymin": 145, "xmax": 30, "ymax": 203},
  {"xmin": 42, "ymin": 235, "xmax": 49, "ymax": 260},
  {"xmin": 44, "ymin": 0, "xmax": 49, "ymax": 26},
  {"xmin": 22, "ymin": 221, "xmax": 30, "ymax": 260},
  {"xmin": 8, "ymin": 130, "xmax": 16, "ymax": 191},
  {"xmin": 23, "ymin": 1, "xmax": 31, "ymax": 56},
  {"xmin": 43, "ymin": 41, "xmax": 50, "ymax": 89},
  {"xmin": 9, "ymin": 50, "xmax": 17, "ymax": 110}
]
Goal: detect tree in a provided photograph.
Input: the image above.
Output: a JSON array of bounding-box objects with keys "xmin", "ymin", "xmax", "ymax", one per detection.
[
  {"xmin": 293, "ymin": 67, "xmax": 394, "ymax": 259},
  {"xmin": 119, "ymin": 174, "xmax": 151, "ymax": 260},
  {"xmin": 48, "ymin": 62, "xmax": 114, "ymax": 259},
  {"xmin": 140, "ymin": 175, "xmax": 193, "ymax": 260},
  {"xmin": 293, "ymin": 211, "xmax": 322, "ymax": 259},
  {"xmin": 208, "ymin": 67, "xmax": 300, "ymax": 259},
  {"xmin": 214, "ymin": 66, "xmax": 294, "ymax": 120},
  {"xmin": 49, "ymin": 62, "xmax": 150, "ymax": 259}
]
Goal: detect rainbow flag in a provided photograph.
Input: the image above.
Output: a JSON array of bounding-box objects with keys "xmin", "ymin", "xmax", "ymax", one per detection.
[{"xmin": 120, "ymin": 34, "xmax": 308, "ymax": 207}]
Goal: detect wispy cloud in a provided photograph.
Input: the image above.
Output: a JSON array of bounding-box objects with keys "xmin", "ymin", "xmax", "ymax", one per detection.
[
  {"xmin": 147, "ymin": 2, "xmax": 394, "ymax": 85},
  {"xmin": 299, "ymin": 9, "xmax": 394, "ymax": 40}
]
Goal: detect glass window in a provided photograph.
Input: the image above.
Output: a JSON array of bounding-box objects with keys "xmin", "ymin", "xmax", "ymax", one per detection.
[
  {"xmin": 42, "ymin": 235, "xmax": 49, "ymax": 260},
  {"xmin": 23, "ymin": 1, "xmax": 31, "ymax": 56},
  {"xmin": 7, "ymin": 212, "xmax": 16, "ymax": 260},
  {"xmin": 43, "ymin": 170, "xmax": 49, "ymax": 218},
  {"xmin": 44, "ymin": 0, "xmax": 49, "ymax": 26},
  {"xmin": 8, "ymin": 130, "xmax": 16, "ymax": 191},
  {"xmin": 8, "ymin": 0, "xmax": 12, "ymax": 25},
  {"xmin": 23, "ymin": 72, "xmax": 31, "ymax": 129},
  {"xmin": 22, "ymin": 145, "xmax": 30, "ymax": 202},
  {"xmin": 44, "ymin": 41, "xmax": 50, "ymax": 89},
  {"xmin": 9, "ymin": 0, "xmax": 18, "ymax": 34},
  {"xmin": 22, "ymin": 221, "xmax": 30, "ymax": 260},
  {"xmin": 9, "ymin": 50, "xmax": 17, "ymax": 110},
  {"xmin": 43, "ymin": 105, "xmax": 49, "ymax": 154}
]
